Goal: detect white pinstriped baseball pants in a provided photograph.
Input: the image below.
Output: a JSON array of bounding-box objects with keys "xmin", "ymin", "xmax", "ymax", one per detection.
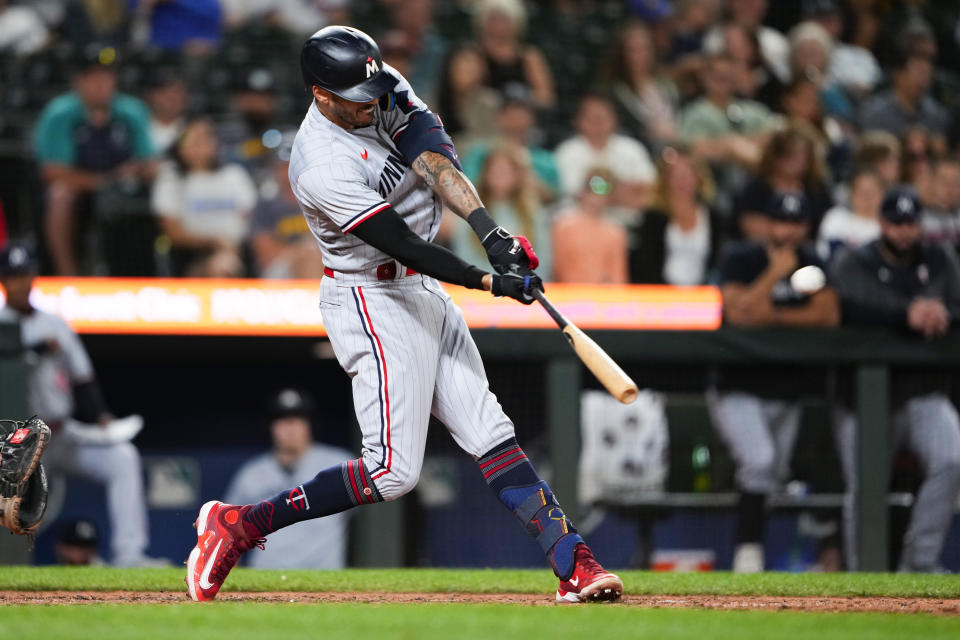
[
  {"xmin": 319, "ymin": 273, "xmax": 516, "ymax": 500},
  {"xmin": 834, "ymin": 393, "xmax": 960, "ymax": 571}
]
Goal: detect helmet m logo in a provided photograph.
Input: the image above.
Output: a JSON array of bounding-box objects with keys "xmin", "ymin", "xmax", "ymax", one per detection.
[{"xmin": 365, "ymin": 56, "xmax": 379, "ymax": 79}]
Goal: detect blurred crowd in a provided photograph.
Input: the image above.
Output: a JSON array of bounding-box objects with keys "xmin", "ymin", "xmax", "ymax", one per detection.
[{"xmin": 0, "ymin": 0, "xmax": 957, "ymax": 282}]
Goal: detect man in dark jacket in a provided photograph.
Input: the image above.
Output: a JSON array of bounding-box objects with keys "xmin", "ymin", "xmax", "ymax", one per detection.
[
  {"xmin": 831, "ymin": 188, "xmax": 960, "ymax": 572},
  {"xmin": 709, "ymin": 191, "xmax": 840, "ymax": 572}
]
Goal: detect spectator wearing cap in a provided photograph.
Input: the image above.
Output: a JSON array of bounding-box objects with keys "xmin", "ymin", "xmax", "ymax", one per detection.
[
  {"xmin": 55, "ymin": 518, "xmax": 104, "ymax": 566},
  {"xmin": 0, "ymin": 242, "xmax": 160, "ymax": 567},
  {"xmin": 32, "ymin": 45, "xmax": 154, "ymax": 275},
  {"xmin": 551, "ymin": 169, "xmax": 628, "ymax": 284},
  {"xmin": 830, "ymin": 189, "xmax": 960, "ymax": 572},
  {"xmin": 857, "ymin": 51, "xmax": 950, "ymax": 152},
  {"xmin": 224, "ymin": 389, "xmax": 353, "ymax": 570},
  {"xmin": 709, "ymin": 190, "xmax": 839, "ymax": 573},
  {"xmin": 555, "ymin": 93, "xmax": 656, "ymax": 216},
  {"xmin": 151, "ymin": 116, "xmax": 257, "ymax": 277},
  {"xmin": 218, "ymin": 68, "xmax": 290, "ymax": 190},
  {"xmin": 144, "ymin": 70, "xmax": 187, "ymax": 156},
  {"xmin": 250, "ymin": 134, "xmax": 324, "ymax": 279}
]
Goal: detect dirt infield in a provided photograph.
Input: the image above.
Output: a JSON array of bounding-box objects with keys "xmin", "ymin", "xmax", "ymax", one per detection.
[{"xmin": 2, "ymin": 591, "xmax": 959, "ymax": 614}]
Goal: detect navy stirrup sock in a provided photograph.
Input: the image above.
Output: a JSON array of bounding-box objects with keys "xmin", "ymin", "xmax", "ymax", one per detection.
[
  {"xmin": 478, "ymin": 438, "xmax": 583, "ymax": 580},
  {"xmin": 243, "ymin": 458, "xmax": 382, "ymax": 537}
]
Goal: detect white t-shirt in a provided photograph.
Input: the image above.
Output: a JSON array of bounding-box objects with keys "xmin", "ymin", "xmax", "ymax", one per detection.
[
  {"xmin": 663, "ymin": 207, "xmax": 711, "ymax": 286},
  {"xmin": 151, "ymin": 162, "xmax": 257, "ymax": 245},
  {"xmin": 817, "ymin": 206, "xmax": 880, "ymax": 260},
  {"xmin": 827, "ymin": 45, "xmax": 881, "ymax": 93},
  {"xmin": 150, "ymin": 118, "xmax": 184, "ymax": 155},
  {"xmin": 554, "ymin": 133, "xmax": 656, "ymax": 198}
]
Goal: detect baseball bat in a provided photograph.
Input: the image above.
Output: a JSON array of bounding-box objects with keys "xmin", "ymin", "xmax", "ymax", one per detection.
[{"xmin": 532, "ymin": 289, "xmax": 639, "ymax": 404}]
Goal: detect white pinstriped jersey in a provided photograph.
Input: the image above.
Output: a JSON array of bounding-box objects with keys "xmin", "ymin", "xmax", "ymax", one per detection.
[{"xmin": 288, "ymin": 65, "xmax": 442, "ymax": 273}]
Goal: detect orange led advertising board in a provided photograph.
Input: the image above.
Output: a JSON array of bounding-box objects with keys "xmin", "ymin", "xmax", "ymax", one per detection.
[{"xmin": 2, "ymin": 278, "xmax": 721, "ymax": 335}]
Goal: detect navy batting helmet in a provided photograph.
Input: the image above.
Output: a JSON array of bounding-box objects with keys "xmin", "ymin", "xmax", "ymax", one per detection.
[{"xmin": 300, "ymin": 26, "xmax": 399, "ymax": 102}]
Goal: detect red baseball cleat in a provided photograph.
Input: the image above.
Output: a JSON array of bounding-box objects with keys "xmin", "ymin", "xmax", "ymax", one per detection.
[
  {"xmin": 186, "ymin": 501, "xmax": 264, "ymax": 602},
  {"xmin": 556, "ymin": 543, "xmax": 623, "ymax": 603}
]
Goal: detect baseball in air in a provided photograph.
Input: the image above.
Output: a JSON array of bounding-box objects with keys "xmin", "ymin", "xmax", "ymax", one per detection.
[{"xmin": 790, "ymin": 265, "xmax": 826, "ymax": 294}]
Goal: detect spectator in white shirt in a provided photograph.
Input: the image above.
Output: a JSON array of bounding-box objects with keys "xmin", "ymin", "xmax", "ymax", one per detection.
[
  {"xmin": 554, "ymin": 93, "xmax": 656, "ymax": 217},
  {"xmin": 818, "ymin": 168, "xmax": 883, "ymax": 261},
  {"xmin": 151, "ymin": 117, "xmax": 257, "ymax": 277}
]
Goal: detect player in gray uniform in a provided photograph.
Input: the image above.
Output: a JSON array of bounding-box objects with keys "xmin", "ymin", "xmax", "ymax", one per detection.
[
  {"xmin": 0, "ymin": 243, "xmax": 156, "ymax": 566},
  {"xmin": 709, "ymin": 192, "xmax": 840, "ymax": 572},
  {"xmin": 187, "ymin": 26, "xmax": 623, "ymax": 603},
  {"xmin": 224, "ymin": 389, "xmax": 352, "ymax": 569},
  {"xmin": 831, "ymin": 189, "xmax": 960, "ymax": 572}
]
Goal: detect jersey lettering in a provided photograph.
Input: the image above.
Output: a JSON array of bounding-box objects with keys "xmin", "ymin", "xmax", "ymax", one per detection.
[{"xmin": 377, "ymin": 152, "xmax": 407, "ymax": 198}]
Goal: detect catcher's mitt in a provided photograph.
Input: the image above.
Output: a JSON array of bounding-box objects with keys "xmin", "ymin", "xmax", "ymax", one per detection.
[{"xmin": 0, "ymin": 416, "xmax": 51, "ymax": 537}]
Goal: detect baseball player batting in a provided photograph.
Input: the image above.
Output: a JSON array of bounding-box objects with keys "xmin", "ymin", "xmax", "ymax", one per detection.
[{"xmin": 186, "ymin": 26, "xmax": 622, "ymax": 604}]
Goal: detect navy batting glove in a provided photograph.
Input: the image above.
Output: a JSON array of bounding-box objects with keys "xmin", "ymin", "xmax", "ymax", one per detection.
[
  {"xmin": 482, "ymin": 227, "xmax": 530, "ymax": 275},
  {"xmin": 491, "ymin": 273, "xmax": 544, "ymax": 305}
]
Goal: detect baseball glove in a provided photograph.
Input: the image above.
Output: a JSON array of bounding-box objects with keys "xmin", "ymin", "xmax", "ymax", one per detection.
[{"xmin": 0, "ymin": 417, "xmax": 51, "ymax": 538}]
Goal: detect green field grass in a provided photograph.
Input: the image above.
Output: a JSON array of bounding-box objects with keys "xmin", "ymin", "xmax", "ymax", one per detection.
[
  {"xmin": 2, "ymin": 602, "xmax": 959, "ymax": 640},
  {"xmin": 3, "ymin": 568, "xmax": 959, "ymax": 640},
  {"xmin": 1, "ymin": 566, "xmax": 959, "ymax": 598}
]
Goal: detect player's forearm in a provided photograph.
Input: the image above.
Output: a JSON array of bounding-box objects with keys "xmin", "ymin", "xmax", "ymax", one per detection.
[
  {"xmin": 412, "ymin": 151, "xmax": 483, "ymax": 220},
  {"xmin": 351, "ymin": 206, "xmax": 487, "ymax": 289}
]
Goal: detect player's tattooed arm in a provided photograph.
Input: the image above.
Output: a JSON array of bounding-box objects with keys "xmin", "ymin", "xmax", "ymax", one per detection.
[
  {"xmin": 412, "ymin": 151, "xmax": 484, "ymax": 219},
  {"xmin": 413, "ymin": 150, "xmax": 538, "ymax": 275}
]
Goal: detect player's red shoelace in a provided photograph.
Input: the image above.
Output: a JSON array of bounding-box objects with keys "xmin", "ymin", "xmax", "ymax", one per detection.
[{"xmin": 556, "ymin": 543, "xmax": 623, "ymax": 604}]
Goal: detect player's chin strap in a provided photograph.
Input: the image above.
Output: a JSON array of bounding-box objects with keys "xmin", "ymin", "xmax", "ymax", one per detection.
[{"xmin": 477, "ymin": 438, "xmax": 583, "ymax": 580}]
